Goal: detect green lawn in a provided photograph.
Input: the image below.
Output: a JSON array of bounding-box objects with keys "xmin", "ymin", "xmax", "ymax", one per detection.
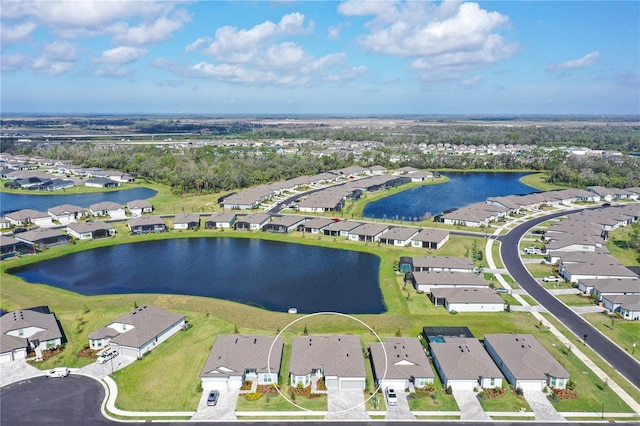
[
  {"xmin": 519, "ymin": 294, "xmax": 538, "ymax": 306},
  {"xmin": 555, "ymin": 293, "xmax": 597, "ymax": 307},
  {"xmin": 605, "ymin": 226, "xmax": 640, "ymax": 266},
  {"xmin": 236, "ymin": 392, "xmax": 327, "ymax": 412},
  {"xmin": 581, "ymin": 312, "xmax": 640, "ymax": 362},
  {"xmin": 478, "ymin": 388, "xmax": 531, "ymax": 412},
  {"xmin": 525, "ymin": 262, "xmax": 554, "ymax": 278},
  {"xmin": 407, "ymin": 375, "xmax": 459, "ymax": 411},
  {"xmin": 490, "ymin": 242, "xmax": 504, "ymax": 268}
]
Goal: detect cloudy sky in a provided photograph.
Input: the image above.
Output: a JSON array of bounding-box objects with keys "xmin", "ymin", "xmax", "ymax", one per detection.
[{"xmin": 1, "ymin": 0, "xmax": 638, "ymax": 115}]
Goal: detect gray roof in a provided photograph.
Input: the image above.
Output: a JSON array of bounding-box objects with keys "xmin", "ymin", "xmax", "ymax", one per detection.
[
  {"xmin": 370, "ymin": 337, "xmax": 434, "ymax": 381},
  {"xmin": 127, "ymin": 215, "xmax": 165, "ymax": 227},
  {"xmin": 206, "ymin": 212, "xmax": 237, "ymax": 223},
  {"xmin": 66, "ymin": 221, "xmax": 114, "ymax": 234},
  {"xmin": 302, "ymin": 217, "xmax": 335, "ymax": 229},
  {"xmin": 1, "ymin": 308, "xmax": 62, "ymax": 352},
  {"xmin": 411, "ymin": 228, "xmax": 450, "ymax": 243},
  {"xmin": 95, "ymin": 305, "xmax": 184, "ymax": 349},
  {"xmin": 430, "ymin": 337, "xmax": 503, "ymax": 380},
  {"xmin": 563, "ymin": 261, "xmax": 637, "ymax": 278},
  {"xmin": 174, "ymin": 212, "xmax": 200, "ymax": 224},
  {"xmin": 15, "ymin": 228, "xmax": 68, "ymax": 243},
  {"xmin": 126, "ymin": 199, "xmax": 152, "ymax": 209},
  {"xmin": 48, "ymin": 204, "xmax": 85, "ymax": 216},
  {"xmin": 430, "ymin": 287, "xmax": 506, "ymax": 305},
  {"xmin": 349, "ymin": 222, "xmax": 389, "ymax": 237},
  {"xmin": 602, "ymin": 294, "xmax": 640, "ymax": 310},
  {"xmin": 268, "ymin": 215, "xmax": 306, "ymax": 227},
  {"xmin": 237, "ymin": 212, "xmax": 272, "ymax": 225},
  {"xmin": 413, "ymin": 271, "xmax": 489, "ymax": 287},
  {"xmin": 380, "ymin": 226, "xmax": 419, "ymax": 241},
  {"xmin": 290, "ymin": 335, "xmax": 366, "ymax": 378},
  {"xmin": 412, "ymin": 256, "xmax": 475, "ymax": 270},
  {"xmin": 89, "ymin": 201, "xmax": 123, "ymax": 211},
  {"xmin": 5, "ymin": 209, "xmax": 48, "ymax": 220},
  {"xmin": 323, "ymin": 220, "xmax": 363, "ymax": 233},
  {"xmin": 583, "ymin": 278, "xmax": 640, "ymax": 293},
  {"xmin": 484, "ymin": 334, "xmax": 569, "ymax": 380},
  {"xmin": 200, "ymin": 335, "xmax": 283, "ymax": 378}
]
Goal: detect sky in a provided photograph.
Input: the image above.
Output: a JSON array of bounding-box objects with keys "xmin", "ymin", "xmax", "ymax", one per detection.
[{"xmin": 1, "ymin": 0, "xmax": 639, "ymax": 115}]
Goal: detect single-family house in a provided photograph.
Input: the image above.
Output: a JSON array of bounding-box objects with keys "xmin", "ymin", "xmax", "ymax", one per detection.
[
  {"xmin": 0, "ymin": 235, "xmax": 30, "ymax": 259},
  {"xmin": 348, "ymin": 223, "xmax": 389, "ymax": 242},
  {"xmin": 200, "ymin": 335, "xmax": 284, "ymax": 389},
  {"xmin": 127, "ymin": 216, "xmax": 166, "ymax": 234},
  {"xmin": 369, "ymin": 337, "xmax": 435, "ymax": 390},
  {"xmin": 429, "ymin": 288, "xmax": 506, "ymax": 313},
  {"xmin": 430, "ymin": 337, "xmax": 503, "ymax": 390},
  {"xmin": 560, "ymin": 257, "xmax": 638, "ymax": 283},
  {"xmin": 173, "ymin": 213, "xmax": 200, "ymax": 230},
  {"xmin": 410, "ymin": 256, "xmax": 476, "ymax": 273},
  {"xmin": 14, "ymin": 228, "xmax": 70, "ymax": 249},
  {"xmin": 580, "ymin": 278, "xmax": 640, "ymax": 299},
  {"xmin": 126, "ymin": 199, "xmax": 153, "ymax": 217},
  {"xmin": 234, "ymin": 213, "xmax": 272, "ymax": 231},
  {"xmin": 290, "ymin": 335, "xmax": 366, "ymax": 390},
  {"xmin": 407, "ymin": 271, "xmax": 489, "ymax": 293},
  {"xmin": 410, "ymin": 228, "xmax": 450, "ymax": 250},
  {"xmin": 4, "ymin": 209, "xmax": 53, "ymax": 227},
  {"xmin": 406, "ymin": 171, "xmax": 433, "ymax": 182},
  {"xmin": 88, "ymin": 305, "xmax": 185, "ymax": 358},
  {"xmin": 0, "ymin": 307, "xmax": 63, "ymax": 363},
  {"xmin": 322, "ymin": 220, "xmax": 362, "ymax": 237},
  {"xmin": 66, "ymin": 221, "xmax": 116, "ymax": 240},
  {"xmin": 601, "ymin": 295, "xmax": 640, "ymax": 320},
  {"xmin": 484, "ymin": 334, "xmax": 570, "ymax": 391},
  {"xmin": 89, "ymin": 201, "xmax": 126, "ymax": 219},
  {"xmin": 264, "ymin": 216, "xmax": 306, "ymax": 233},
  {"xmin": 378, "ymin": 227, "xmax": 420, "ymax": 246},
  {"xmin": 301, "ymin": 217, "xmax": 335, "ymax": 234},
  {"xmin": 85, "ymin": 177, "xmax": 120, "ymax": 188},
  {"xmin": 48, "ymin": 204, "xmax": 86, "ymax": 224},
  {"xmin": 205, "ymin": 212, "xmax": 237, "ymax": 229}
]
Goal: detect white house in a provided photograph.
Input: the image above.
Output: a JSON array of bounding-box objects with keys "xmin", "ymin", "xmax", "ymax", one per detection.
[
  {"xmin": 88, "ymin": 305, "xmax": 185, "ymax": 359},
  {"xmin": 370, "ymin": 337, "xmax": 435, "ymax": 390},
  {"xmin": 0, "ymin": 307, "xmax": 63, "ymax": 363},
  {"xmin": 429, "ymin": 288, "xmax": 506, "ymax": 313}
]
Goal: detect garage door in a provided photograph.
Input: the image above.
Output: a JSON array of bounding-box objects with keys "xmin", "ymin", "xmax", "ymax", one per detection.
[
  {"xmin": 326, "ymin": 377, "xmax": 339, "ymax": 389},
  {"xmin": 339, "ymin": 379, "xmax": 365, "ymax": 390},
  {"xmin": 0, "ymin": 352, "xmax": 13, "ymax": 364},
  {"xmin": 449, "ymin": 380, "xmax": 477, "ymax": 391},
  {"xmin": 120, "ymin": 347, "xmax": 139, "ymax": 359},
  {"xmin": 378, "ymin": 380, "xmax": 407, "ymax": 392},
  {"xmin": 517, "ymin": 380, "xmax": 545, "ymax": 391}
]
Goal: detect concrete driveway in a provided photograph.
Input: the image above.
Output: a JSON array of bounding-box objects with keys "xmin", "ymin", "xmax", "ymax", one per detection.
[
  {"xmin": 522, "ymin": 389, "xmax": 565, "ymax": 422},
  {"xmin": 191, "ymin": 384, "xmax": 239, "ymax": 421},
  {"xmin": 452, "ymin": 389, "xmax": 490, "ymax": 421},
  {"xmin": 77, "ymin": 355, "xmax": 136, "ymax": 379},
  {"xmin": 324, "ymin": 389, "xmax": 369, "ymax": 420},
  {"xmin": 0, "ymin": 360, "xmax": 45, "ymax": 388},
  {"xmin": 385, "ymin": 391, "xmax": 415, "ymax": 420}
]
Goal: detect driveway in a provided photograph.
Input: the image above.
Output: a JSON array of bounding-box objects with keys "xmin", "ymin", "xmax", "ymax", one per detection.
[
  {"xmin": 191, "ymin": 384, "xmax": 239, "ymax": 421},
  {"xmin": 324, "ymin": 389, "xmax": 369, "ymax": 420},
  {"xmin": 522, "ymin": 389, "xmax": 565, "ymax": 422},
  {"xmin": 0, "ymin": 360, "xmax": 45, "ymax": 387},
  {"xmin": 385, "ymin": 391, "xmax": 415, "ymax": 420},
  {"xmin": 451, "ymin": 390, "xmax": 490, "ymax": 421},
  {"xmin": 77, "ymin": 355, "xmax": 136, "ymax": 379}
]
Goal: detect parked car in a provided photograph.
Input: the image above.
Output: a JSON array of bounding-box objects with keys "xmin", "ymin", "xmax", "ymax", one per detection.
[
  {"xmin": 385, "ymin": 387, "xmax": 398, "ymax": 406},
  {"xmin": 207, "ymin": 390, "xmax": 219, "ymax": 406},
  {"xmin": 495, "ymin": 288, "xmax": 509, "ymax": 294},
  {"xmin": 523, "ymin": 247, "xmax": 541, "ymax": 255},
  {"xmin": 47, "ymin": 367, "xmax": 70, "ymax": 378},
  {"xmin": 96, "ymin": 350, "xmax": 118, "ymax": 364},
  {"xmin": 543, "ymin": 276, "xmax": 561, "ymax": 282},
  {"xmin": 12, "ymin": 227, "xmax": 27, "ymax": 234}
]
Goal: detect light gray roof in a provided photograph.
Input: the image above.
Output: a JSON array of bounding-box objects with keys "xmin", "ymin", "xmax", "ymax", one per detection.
[
  {"xmin": 349, "ymin": 222, "xmax": 389, "ymax": 237},
  {"xmin": 430, "ymin": 337, "xmax": 503, "ymax": 380},
  {"xmin": 412, "ymin": 256, "xmax": 475, "ymax": 270},
  {"xmin": 99, "ymin": 305, "xmax": 184, "ymax": 349},
  {"xmin": 66, "ymin": 221, "xmax": 114, "ymax": 234},
  {"xmin": 411, "ymin": 228, "xmax": 450, "ymax": 243},
  {"xmin": 563, "ymin": 261, "xmax": 637, "ymax": 278},
  {"xmin": 302, "ymin": 217, "xmax": 335, "ymax": 229},
  {"xmin": 200, "ymin": 335, "xmax": 283, "ymax": 378},
  {"xmin": 484, "ymin": 334, "xmax": 569, "ymax": 380},
  {"xmin": 413, "ymin": 271, "xmax": 489, "ymax": 287},
  {"xmin": 430, "ymin": 287, "xmax": 506, "ymax": 305},
  {"xmin": 5, "ymin": 209, "xmax": 48, "ymax": 220},
  {"xmin": 380, "ymin": 227, "xmax": 419, "ymax": 241},
  {"xmin": 323, "ymin": 220, "xmax": 363, "ymax": 232},
  {"xmin": 0, "ymin": 234, "xmax": 19, "ymax": 248},
  {"xmin": 48, "ymin": 204, "xmax": 85, "ymax": 216},
  {"xmin": 602, "ymin": 294, "xmax": 640, "ymax": 310},
  {"xmin": 126, "ymin": 199, "xmax": 152, "ymax": 209},
  {"xmin": 206, "ymin": 212, "xmax": 237, "ymax": 223},
  {"xmin": 370, "ymin": 337, "xmax": 434, "ymax": 381},
  {"xmin": 15, "ymin": 228, "xmax": 68, "ymax": 243},
  {"xmin": 268, "ymin": 215, "xmax": 306, "ymax": 227},
  {"xmin": 1, "ymin": 308, "xmax": 62, "ymax": 352},
  {"xmin": 290, "ymin": 335, "xmax": 366, "ymax": 378},
  {"xmin": 582, "ymin": 278, "xmax": 640, "ymax": 293},
  {"xmin": 174, "ymin": 212, "xmax": 200, "ymax": 224},
  {"xmin": 127, "ymin": 215, "xmax": 165, "ymax": 227},
  {"xmin": 89, "ymin": 201, "xmax": 123, "ymax": 211}
]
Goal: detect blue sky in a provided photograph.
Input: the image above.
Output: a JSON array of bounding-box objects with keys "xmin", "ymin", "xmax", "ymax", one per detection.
[{"xmin": 1, "ymin": 0, "xmax": 638, "ymax": 115}]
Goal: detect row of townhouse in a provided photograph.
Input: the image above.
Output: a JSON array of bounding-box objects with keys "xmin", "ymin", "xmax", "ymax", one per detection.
[
  {"xmin": 443, "ymin": 187, "xmax": 640, "ymax": 227},
  {"xmin": 542, "ymin": 204, "xmax": 640, "ymax": 320}
]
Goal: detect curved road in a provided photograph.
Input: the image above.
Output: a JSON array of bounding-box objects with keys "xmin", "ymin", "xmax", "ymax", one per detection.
[{"xmin": 498, "ymin": 210, "xmax": 640, "ymax": 390}]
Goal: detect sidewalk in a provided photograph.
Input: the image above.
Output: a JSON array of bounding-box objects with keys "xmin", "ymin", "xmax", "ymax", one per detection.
[{"xmin": 485, "ymin": 216, "xmax": 640, "ymax": 416}]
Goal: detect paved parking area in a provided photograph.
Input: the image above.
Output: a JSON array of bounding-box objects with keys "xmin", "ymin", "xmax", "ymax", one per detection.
[
  {"xmin": 191, "ymin": 384, "xmax": 239, "ymax": 421},
  {"xmin": 523, "ymin": 389, "xmax": 565, "ymax": 422},
  {"xmin": 385, "ymin": 391, "xmax": 415, "ymax": 420},
  {"xmin": 452, "ymin": 389, "xmax": 491, "ymax": 421},
  {"xmin": 325, "ymin": 389, "xmax": 369, "ymax": 420},
  {"xmin": 0, "ymin": 360, "xmax": 45, "ymax": 388}
]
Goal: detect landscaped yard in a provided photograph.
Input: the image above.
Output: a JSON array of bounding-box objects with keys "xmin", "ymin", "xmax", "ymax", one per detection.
[
  {"xmin": 555, "ymin": 293, "xmax": 597, "ymax": 307},
  {"xmin": 407, "ymin": 375, "xmax": 459, "ymax": 411},
  {"xmin": 235, "ymin": 389, "xmax": 327, "ymax": 412},
  {"xmin": 525, "ymin": 262, "xmax": 554, "ymax": 278},
  {"xmin": 478, "ymin": 388, "xmax": 531, "ymax": 412}
]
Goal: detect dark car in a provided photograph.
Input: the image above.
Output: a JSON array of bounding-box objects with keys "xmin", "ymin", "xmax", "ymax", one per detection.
[
  {"xmin": 207, "ymin": 390, "xmax": 219, "ymax": 406},
  {"xmin": 12, "ymin": 228, "xmax": 27, "ymax": 234}
]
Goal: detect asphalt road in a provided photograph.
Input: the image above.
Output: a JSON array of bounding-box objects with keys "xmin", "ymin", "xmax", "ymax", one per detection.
[
  {"xmin": 498, "ymin": 210, "xmax": 640, "ymax": 390},
  {"xmin": 0, "ymin": 375, "xmax": 619, "ymax": 425}
]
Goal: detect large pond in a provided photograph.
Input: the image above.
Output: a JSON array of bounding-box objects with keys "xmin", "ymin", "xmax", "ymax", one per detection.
[
  {"xmin": 363, "ymin": 172, "xmax": 538, "ymax": 220},
  {"xmin": 0, "ymin": 188, "xmax": 157, "ymax": 215},
  {"xmin": 10, "ymin": 238, "xmax": 384, "ymax": 314}
]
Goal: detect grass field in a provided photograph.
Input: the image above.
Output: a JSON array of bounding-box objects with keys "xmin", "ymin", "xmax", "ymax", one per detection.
[
  {"xmin": 555, "ymin": 293, "xmax": 597, "ymax": 306},
  {"xmin": 581, "ymin": 312, "xmax": 640, "ymax": 362},
  {"xmin": 518, "ymin": 173, "xmax": 567, "ymax": 192},
  {"xmin": 478, "ymin": 389, "xmax": 531, "ymax": 412},
  {"xmin": 605, "ymin": 225, "xmax": 640, "ymax": 267}
]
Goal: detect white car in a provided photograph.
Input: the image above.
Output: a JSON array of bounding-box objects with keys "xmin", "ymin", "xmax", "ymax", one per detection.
[
  {"xmin": 385, "ymin": 387, "xmax": 398, "ymax": 406},
  {"xmin": 96, "ymin": 350, "xmax": 118, "ymax": 364},
  {"xmin": 523, "ymin": 247, "xmax": 541, "ymax": 255},
  {"xmin": 47, "ymin": 367, "xmax": 70, "ymax": 378},
  {"xmin": 543, "ymin": 276, "xmax": 561, "ymax": 282}
]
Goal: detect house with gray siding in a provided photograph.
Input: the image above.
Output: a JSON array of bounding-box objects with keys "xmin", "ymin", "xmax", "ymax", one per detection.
[
  {"xmin": 484, "ymin": 334, "xmax": 570, "ymax": 391},
  {"xmin": 200, "ymin": 335, "xmax": 283, "ymax": 389}
]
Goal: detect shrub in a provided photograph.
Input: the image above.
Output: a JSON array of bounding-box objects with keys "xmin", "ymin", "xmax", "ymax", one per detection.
[
  {"xmin": 245, "ymin": 392, "xmax": 263, "ymax": 401},
  {"xmin": 446, "ymin": 385, "xmax": 452, "ymax": 395},
  {"xmin": 566, "ymin": 380, "xmax": 575, "ymax": 391},
  {"xmin": 515, "ymin": 387, "xmax": 523, "ymax": 396}
]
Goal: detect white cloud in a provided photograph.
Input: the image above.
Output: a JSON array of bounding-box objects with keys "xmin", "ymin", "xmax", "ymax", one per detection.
[
  {"xmin": 96, "ymin": 46, "xmax": 148, "ymax": 64},
  {"xmin": 185, "ymin": 37, "xmax": 211, "ymax": 53},
  {"xmin": 110, "ymin": 9, "xmax": 190, "ymax": 46},
  {"xmin": 42, "ymin": 40, "xmax": 79, "ymax": 61},
  {"xmin": 461, "ymin": 75, "xmax": 482, "ymax": 87},
  {"xmin": 338, "ymin": 0, "xmax": 516, "ymax": 81},
  {"xmin": 1, "ymin": 53, "xmax": 31, "ymax": 72},
  {"xmin": 94, "ymin": 64, "xmax": 132, "ymax": 78},
  {"xmin": 0, "ymin": 21, "xmax": 37, "ymax": 48},
  {"xmin": 546, "ymin": 51, "xmax": 600, "ymax": 71},
  {"xmin": 32, "ymin": 55, "xmax": 75, "ymax": 75}
]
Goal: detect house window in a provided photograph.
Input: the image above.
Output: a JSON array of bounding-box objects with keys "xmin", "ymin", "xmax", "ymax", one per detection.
[
  {"xmin": 550, "ymin": 377, "xmax": 556, "ymax": 387},
  {"xmin": 264, "ymin": 375, "xmax": 271, "ymax": 383},
  {"xmin": 18, "ymin": 329, "xmax": 24, "ymax": 336},
  {"xmin": 490, "ymin": 378, "xmax": 495, "ymax": 387}
]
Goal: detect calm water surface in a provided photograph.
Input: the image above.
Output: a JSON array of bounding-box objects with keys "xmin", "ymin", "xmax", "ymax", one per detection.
[
  {"xmin": 11, "ymin": 238, "xmax": 384, "ymax": 314},
  {"xmin": 363, "ymin": 172, "xmax": 538, "ymax": 220},
  {"xmin": 0, "ymin": 188, "xmax": 157, "ymax": 215}
]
